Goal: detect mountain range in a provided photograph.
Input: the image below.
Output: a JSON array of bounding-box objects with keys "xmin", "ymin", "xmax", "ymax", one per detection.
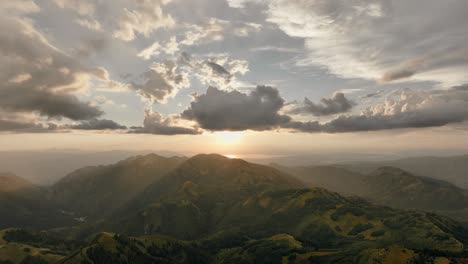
[
  {"xmin": 0, "ymin": 154, "xmax": 468, "ymax": 263},
  {"xmin": 274, "ymin": 164, "xmax": 468, "ymax": 223}
]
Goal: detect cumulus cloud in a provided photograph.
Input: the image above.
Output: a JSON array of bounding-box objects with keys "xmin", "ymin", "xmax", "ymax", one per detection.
[
  {"xmin": 288, "ymin": 92, "xmax": 354, "ymax": 116},
  {"xmin": 139, "ymin": 18, "xmax": 262, "ymax": 59},
  {"xmin": 0, "ymin": 111, "xmax": 60, "ymax": 133},
  {"xmin": 68, "ymin": 118, "xmax": 127, "ymax": 130},
  {"xmin": 137, "ymin": 36, "xmax": 180, "ymax": 59},
  {"xmin": 0, "ymin": 120, "xmax": 56, "ymax": 133},
  {"xmin": 113, "ymin": 0, "xmax": 175, "ymax": 41},
  {"xmin": 130, "ymin": 109, "xmax": 200, "ymax": 135},
  {"xmin": 53, "ymin": 0, "xmax": 95, "ymax": 16},
  {"xmin": 76, "ymin": 18, "xmax": 102, "ymax": 31},
  {"xmin": 284, "ymin": 87, "xmax": 468, "ymax": 133},
  {"xmin": 130, "ymin": 60, "xmax": 190, "ymax": 103},
  {"xmin": 132, "ymin": 52, "xmax": 249, "ymax": 104},
  {"xmin": 234, "ymin": 0, "xmax": 468, "ymax": 86},
  {"xmin": 180, "ymin": 52, "xmax": 249, "ymax": 89},
  {"xmin": 182, "ymin": 86, "xmax": 290, "ymax": 131},
  {"xmin": 1, "ymin": 0, "xmax": 40, "ymax": 14},
  {"xmin": 0, "ymin": 9, "xmax": 108, "ymax": 121}
]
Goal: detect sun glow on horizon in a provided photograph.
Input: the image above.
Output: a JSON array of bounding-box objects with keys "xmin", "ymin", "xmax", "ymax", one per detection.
[
  {"xmin": 224, "ymin": 154, "xmax": 238, "ymax": 159},
  {"xmin": 214, "ymin": 131, "xmax": 244, "ymax": 145}
]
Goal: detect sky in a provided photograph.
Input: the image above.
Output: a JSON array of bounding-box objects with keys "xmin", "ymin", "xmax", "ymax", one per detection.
[{"xmin": 1, "ymin": 0, "xmax": 468, "ymax": 156}]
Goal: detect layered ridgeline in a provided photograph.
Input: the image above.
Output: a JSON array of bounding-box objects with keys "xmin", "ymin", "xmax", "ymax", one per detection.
[
  {"xmin": 49, "ymin": 154, "xmax": 187, "ymax": 219},
  {"xmin": 339, "ymin": 154, "xmax": 468, "ymax": 189},
  {"xmin": 0, "ymin": 154, "xmax": 467, "ymax": 263},
  {"xmin": 0, "ymin": 173, "xmax": 73, "ymax": 230},
  {"xmin": 277, "ymin": 165, "xmax": 468, "ymax": 222}
]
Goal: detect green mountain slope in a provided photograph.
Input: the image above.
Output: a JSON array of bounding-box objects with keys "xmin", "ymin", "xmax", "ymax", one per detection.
[
  {"xmin": 277, "ymin": 164, "xmax": 468, "ymax": 222},
  {"xmin": 0, "ymin": 228, "xmax": 80, "ymax": 264},
  {"xmin": 0, "ymin": 174, "xmax": 73, "ymax": 230},
  {"xmin": 271, "ymin": 164, "xmax": 368, "ymax": 196},
  {"xmin": 340, "ymin": 155, "xmax": 468, "ymax": 189},
  {"xmin": 364, "ymin": 167, "xmax": 468, "ymax": 211},
  {"xmin": 49, "ymin": 154, "xmax": 186, "ymax": 220},
  {"xmin": 2, "ymin": 154, "xmax": 468, "ymax": 263},
  {"xmin": 109, "ymin": 154, "xmax": 304, "ymax": 238},
  {"xmin": 79, "ymin": 155, "xmax": 468, "ymax": 262}
]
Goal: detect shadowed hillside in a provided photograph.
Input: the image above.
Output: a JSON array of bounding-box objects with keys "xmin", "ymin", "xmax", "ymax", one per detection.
[{"xmin": 49, "ymin": 154, "xmax": 187, "ymax": 220}]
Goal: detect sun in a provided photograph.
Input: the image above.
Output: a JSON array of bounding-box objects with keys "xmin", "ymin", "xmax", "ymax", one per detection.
[
  {"xmin": 214, "ymin": 131, "xmax": 244, "ymax": 145},
  {"xmin": 224, "ymin": 154, "xmax": 238, "ymax": 159}
]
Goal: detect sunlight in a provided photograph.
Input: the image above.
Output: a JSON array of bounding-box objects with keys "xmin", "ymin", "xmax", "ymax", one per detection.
[
  {"xmin": 214, "ymin": 131, "xmax": 244, "ymax": 145},
  {"xmin": 224, "ymin": 154, "xmax": 238, "ymax": 159}
]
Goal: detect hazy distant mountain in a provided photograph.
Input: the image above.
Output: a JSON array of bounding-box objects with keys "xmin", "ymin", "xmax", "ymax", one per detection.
[
  {"xmin": 277, "ymin": 164, "xmax": 468, "ymax": 223},
  {"xmin": 0, "ymin": 173, "xmax": 41, "ymax": 195},
  {"xmin": 271, "ymin": 164, "xmax": 368, "ymax": 196},
  {"xmin": 249, "ymin": 152, "xmax": 401, "ymax": 167},
  {"xmin": 364, "ymin": 167, "xmax": 468, "ymax": 212},
  {"xmin": 49, "ymin": 154, "xmax": 187, "ymax": 219},
  {"xmin": 340, "ymin": 154, "xmax": 468, "ymax": 189},
  {"xmin": 0, "ymin": 174, "xmax": 72, "ymax": 229},
  {"xmin": 0, "ymin": 150, "xmax": 182, "ymax": 185}
]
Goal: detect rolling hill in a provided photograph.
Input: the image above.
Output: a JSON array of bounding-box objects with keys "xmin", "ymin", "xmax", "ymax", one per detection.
[
  {"xmin": 49, "ymin": 154, "xmax": 187, "ymax": 220},
  {"xmin": 0, "ymin": 174, "xmax": 73, "ymax": 230},
  {"xmin": 276, "ymin": 164, "xmax": 468, "ymax": 223},
  {"xmin": 340, "ymin": 154, "xmax": 468, "ymax": 189}
]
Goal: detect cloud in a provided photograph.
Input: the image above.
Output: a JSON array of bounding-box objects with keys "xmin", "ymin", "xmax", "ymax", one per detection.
[
  {"xmin": 76, "ymin": 18, "xmax": 102, "ymax": 31},
  {"xmin": 249, "ymin": 46, "xmax": 302, "ymax": 53},
  {"xmin": 131, "ymin": 52, "xmax": 249, "ymax": 104},
  {"xmin": 113, "ymin": 0, "xmax": 175, "ymax": 41},
  {"xmin": 0, "ymin": 112, "xmax": 60, "ymax": 133},
  {"xmin": 179, "ymin": 83, "xmax": 468, "ymax": 134},
  {"xmin": 53, "ymin": 0, "xmax": 95, "ymax": 16},
  {"xmin": 288, "ymin": 92, "xmax": 354, "ymax": 116},
  {"xmin": 74, "ymin": 36, "xmax": 108, "ymax": 57},
  {"xmin": 234, "ymin": 0, "xmax": 468, "ymax": 86},
  {"xmin": 139, "ymin": 19, "xmax": 262, "ymax": 59},
  {"xmin": 0, "ymin": 88, "xmax": 103, "ymax": 121},
  {"xmin": 0, "ymin": 0, "xmax": 40, "ymax": 14},
  {"xmin": 68, "ymin": 118, "xmax": 127, "ymax": 130},
  {"xmin": 226, "ymin": 0, "xmax": 265, "ymax": 8},
  {"xmin": 130, "ymin": 60, "xmax": 190, "ymax": 103},
  {"xmin": 137, "ymin": 36, "xmax": 179, "ymax": 59},
  {"xmin": 284, "ymin": 87, "xmax": 468, "ymax": 133},
  {"xmin": 130, "ymin": 109, "xmax": 200, "ymax": 135},
  {"xmin": 0, "ymin": 13, "xmax": 107, "ymax": 121},
  {"xmin": 180, "ymin": 52, "xmax": 249, "ymax": 89},
  {"xmin": 0, "ymin": 119, "xmax": 57, "ymax": 133},
  {"xmin": 182, "ymin": 86, "xmax": 290, "ymax": 131}
]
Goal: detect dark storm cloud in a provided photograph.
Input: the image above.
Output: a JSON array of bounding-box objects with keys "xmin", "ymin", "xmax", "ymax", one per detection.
[
  {"xmin": 288, "ymin": 93, "xmax": 354, "ymax": 116},
  {"xmin": 181, "ymin": 86, "xmax": 290, "ymax": 131},
  {"xmin": 68, "ymin": 118, "xmax": 127, "ymax": 130},
  {"xmin": 130, "ymin": 110, "xmax": 200, "ymax": 135}
]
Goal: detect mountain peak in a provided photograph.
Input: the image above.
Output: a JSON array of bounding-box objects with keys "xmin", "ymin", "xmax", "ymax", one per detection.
[
  {"xmin": 190, "ymin": 153, "xmax": 236, "ymax": 161},
  {"xmin": 121, "ymin": 153, "xmax": 186, "ymax": 166}
]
